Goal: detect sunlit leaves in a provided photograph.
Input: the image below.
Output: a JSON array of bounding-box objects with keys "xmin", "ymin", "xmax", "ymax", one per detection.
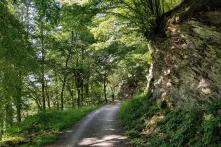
[
  {"xmin": 59, "ymin": 0, "xmax": 89, "ymax": 5},
  {"xmin": 90, "ymin": 0, "xmax": 182, "ymax": 38}
]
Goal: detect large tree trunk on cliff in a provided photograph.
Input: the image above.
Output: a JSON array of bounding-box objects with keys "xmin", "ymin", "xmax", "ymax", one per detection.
[{"xmin": 155, "ymin": 0, "xmax": 221, "ymax": 36}]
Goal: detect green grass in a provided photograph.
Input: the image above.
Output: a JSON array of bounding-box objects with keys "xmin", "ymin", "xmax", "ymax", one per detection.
[
  {"xmin": 119, "ymin": 94, "xmax": 221, "ymax": 147},
  {"xmin": 0, "ymin": 106, "xmax": 97, "ymax": 147}
]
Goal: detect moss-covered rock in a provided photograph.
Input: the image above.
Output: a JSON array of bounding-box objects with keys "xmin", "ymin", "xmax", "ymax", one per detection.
[{"xmin": 151, "ymin": 10, "xmax": 221, "ymax": 107}]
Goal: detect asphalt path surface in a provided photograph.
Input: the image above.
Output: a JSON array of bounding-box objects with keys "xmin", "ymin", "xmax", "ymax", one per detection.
[{"xmin": 47, "ymin": 102, "xmax": 131, "ymax": 147}]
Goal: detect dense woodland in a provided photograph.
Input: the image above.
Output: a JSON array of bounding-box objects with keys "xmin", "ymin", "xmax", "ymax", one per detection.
[{"xmin": 0, "ymin": 0, "xmax": 221, "ymax": 146}]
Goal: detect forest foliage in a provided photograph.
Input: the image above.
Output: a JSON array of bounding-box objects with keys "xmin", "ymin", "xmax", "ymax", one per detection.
[
  {"xmin": 0, "ymin": 0, "xmax": 151, "ymax": 144},
  {"xmin": 1, "ymin": 0, "xmax": 220, "ymax": 146},
  {"xmin": 119, "ymin": 94, "xmax": 221, "ymax": 146}
]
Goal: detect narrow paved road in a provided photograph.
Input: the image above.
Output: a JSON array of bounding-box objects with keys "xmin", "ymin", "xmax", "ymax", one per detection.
[{"xmin": 47, "ymin": 102, "xmax": 131, "ymax": 147}]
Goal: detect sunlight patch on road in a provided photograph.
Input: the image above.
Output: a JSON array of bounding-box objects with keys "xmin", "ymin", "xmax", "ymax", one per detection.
[{"xmin": 78, "ymin": 134, "xmax": 127, "ymax": 146}]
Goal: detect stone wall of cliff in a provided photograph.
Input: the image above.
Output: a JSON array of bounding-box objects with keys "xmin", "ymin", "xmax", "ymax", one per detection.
[{"xmin": 151, "ymin": 9, "xmax": 221, "ymax": 108}]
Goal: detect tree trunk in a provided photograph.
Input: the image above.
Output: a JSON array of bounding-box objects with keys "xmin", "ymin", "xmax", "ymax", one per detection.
[
  {"xmin": 14, "ymin": 72, "xmax": 22, "ymax": 123},
  {"xmin": 80, "ymin": 79, "xmax": 84, "ymax": 105},
  {"xmin": 60, "ymin": 31, "xmax": 73, "ymax": 109},
  {"xmin": 85, "ymin": 79, "xmax": 90, "ymax": 98},
  {"xmin": 80, "ymin": 41, "xmax": 84, "ymax": 105},
  {"xmin": 54, "ymin": 73, "xmax": 60, "ymax": 110},
  {"xmin": 60, "ymin": 76, "xmax": 67, "ymax": 110},
  {"xmin": 5, "ymin": 102, "xmax": 13, "ymax": 131},
  {"xmin": 40, "ymin": 20, "xmax": 46, "ymax": 111},
  {"xmin": 71, "ymin": 92, "xmax": 75, "ymax": 108},
  {"xmin": 77, "ymin": 88, "xmax": 81, "ymax": 107},
  {"xmin": 0, "ymin": 113, "xmax": 3, "ymax": 140},
  {"xmin": 45, "ymin": 83, "xmax": 51, "ymax": 109},
  {"xmin": 154, "ymin": 0, "xmax": 221, "ymax": 36},
  {"xmin": 67, "ymin": 82, "xmax": 75, "ymax": 108},
  {"xmin": 104, "ymin": 70, "xmax": 108, "ymax": 103},
  {"xmin": 33, "ymin": 97, "xmax": 42, "ymax": 112},
  {"xmin": 15, "ymin": 88, "xmax": 22, "ymax": 123},
  {"xmin": 75, "ymin": 68, "xmax": 81, "ymax": 108},
  {"xmin": 0, "ymin": 106, "xmax": 5, "ymax": 141}
]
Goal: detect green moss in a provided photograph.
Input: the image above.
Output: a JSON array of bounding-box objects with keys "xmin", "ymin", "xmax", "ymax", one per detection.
[{"xmin": 190, "ymin": 21, "xmax": 221, "ymax": 43}]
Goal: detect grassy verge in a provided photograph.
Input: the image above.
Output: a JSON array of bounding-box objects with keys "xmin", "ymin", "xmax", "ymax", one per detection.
[
  {"xmin": 0, "ymin": 106, "xmax": 97, "ymax": 147},
  {"xmin": 119, "ymin": 94, "xmax": 221, "ymax": 147}
]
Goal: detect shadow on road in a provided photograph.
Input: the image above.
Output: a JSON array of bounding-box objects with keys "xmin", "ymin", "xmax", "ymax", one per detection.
[{"xmin": 47, "ymin": 102, "xmax": 131, "ymax": 147}]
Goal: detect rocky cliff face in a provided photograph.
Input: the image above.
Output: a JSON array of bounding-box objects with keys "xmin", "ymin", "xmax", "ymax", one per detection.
[{"xmin": 151, "ymin": 10, "xmax": 221, "ymax": 107}]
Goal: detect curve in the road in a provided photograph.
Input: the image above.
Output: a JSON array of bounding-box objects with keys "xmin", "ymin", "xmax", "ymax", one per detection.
[{"xmin": 47, "ymin": 102, "xmax": 131, "ymax": 147}]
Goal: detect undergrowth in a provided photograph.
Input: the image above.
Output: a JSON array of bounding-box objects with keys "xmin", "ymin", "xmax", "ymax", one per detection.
[
  {"xmin": 0, "ymin": 106, "xmax": 97, "ymax": 147},
  {"xmin": 119, "ymin": 94, "xmax": 221, "ymax": 147}
]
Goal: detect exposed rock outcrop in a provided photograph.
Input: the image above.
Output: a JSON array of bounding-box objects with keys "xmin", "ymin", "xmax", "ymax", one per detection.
[{"xmin": 151, "ymin": 10, "xmax": 221, "ymax": 107}]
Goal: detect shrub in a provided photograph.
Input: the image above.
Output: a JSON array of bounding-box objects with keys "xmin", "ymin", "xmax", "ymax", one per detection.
[
  {"xmin": 119, "ymin": 94, "xmax": 221, "ymax": 147},
  {"xmin": 1, "ymin": 106, "xmax": 96, "ymax": 147}
]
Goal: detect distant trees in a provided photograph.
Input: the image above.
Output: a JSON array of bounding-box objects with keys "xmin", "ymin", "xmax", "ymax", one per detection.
[{"xmin": 0, "ymin": 1, "xmax": 111, "ymax": 134}]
